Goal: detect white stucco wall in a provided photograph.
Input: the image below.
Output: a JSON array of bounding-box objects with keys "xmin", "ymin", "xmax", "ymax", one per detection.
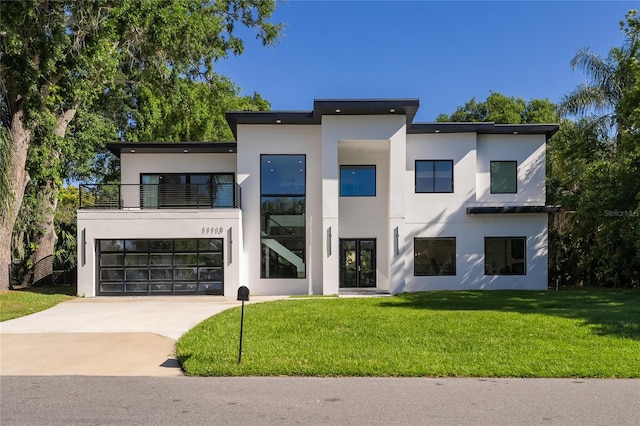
[
  {"xmin": 120, "ymin": 153, "xmax": 237, "ymax": 184},
  {"xmin": 338, "ymin": 146, "xmax": 390, "ymax": 291},
  {"xmin": 79, "ymin": 117, "xmax": 552, "ymax": 296},
  {"xmin": 118, "ymin": 153, "xmax": 238, "ymax": 208},
  {"xmin": 475, "ymin": 134, "xmax": 546, "ymax": 205},
  {"xmin": 77, "ymin": 209, "xmax": 242, "ymax": 297},
  {"xmin": 401, "ymin": 132, "xmax": 548, "ymax": 291},
  {"xmin": 236, "ymin": 124, "xmax": 323, "ymax": 295},
  {"xmin": 403, "ymin": 215, "xmax": 548, "ymax": 291},
  {"xmin": 323, "ymin": 115, "xmax": 407, "ymax": 294}
]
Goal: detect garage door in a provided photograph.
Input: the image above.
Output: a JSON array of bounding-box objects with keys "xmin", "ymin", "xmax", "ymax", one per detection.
[{"xmin": 97, "ymin": 239, "xmax": 223, "ymax": 295}]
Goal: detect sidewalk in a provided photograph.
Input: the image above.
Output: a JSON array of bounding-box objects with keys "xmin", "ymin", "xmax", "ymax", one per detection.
[{"xmin": 0, "ymin": 296, "xmax": 284, "ymax": 376}]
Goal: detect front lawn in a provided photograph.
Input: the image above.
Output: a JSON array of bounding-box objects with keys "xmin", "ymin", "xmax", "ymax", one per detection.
[
  {"xmin": 177, "ymin": 289, "xmax": 640, "ymax": 377},
  {"xmin": 0, "ymin": 287, "xmax": 75, "ymax": 322}
]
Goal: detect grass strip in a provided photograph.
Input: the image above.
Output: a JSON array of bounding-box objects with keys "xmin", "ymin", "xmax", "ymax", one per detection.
[
  {"xmin": 0, "ymin": 287, "xmax": 75, "ymax": 322},
  {"xmin": 177, "ymin": 289, "xmax": 640, "ymax": 378}
]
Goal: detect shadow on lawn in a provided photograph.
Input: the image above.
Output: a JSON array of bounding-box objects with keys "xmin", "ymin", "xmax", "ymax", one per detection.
[{"xmin": 377, "ymin": 289, "xmax": 640, "ymax": 340}]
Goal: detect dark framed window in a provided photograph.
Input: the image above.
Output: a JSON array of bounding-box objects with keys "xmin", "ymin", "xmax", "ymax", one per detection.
[
  {"xmin": 416, "ymin": 160, "xmax": 453, "ymax": 193},
  {"xmin": 490, "ymin": 161, "xmax": 517, "ymax": 194},
  {"xmin": 340, "ymin": 165, "xmax": 376, "ymax": 196},
  {"xmin": 484, "ymin": 237, "xmax": 526, "ymax": 275},
  {"xmin": 141, "ymin": 173, "xmax": 235, "ymax": 208},
  {"xmin": 261, "ymin": 155, "xmax": 306, "ymax": 278},
  {"xmin": 414, "ymin": 238, "xmax": 456, "ymax": 276}
]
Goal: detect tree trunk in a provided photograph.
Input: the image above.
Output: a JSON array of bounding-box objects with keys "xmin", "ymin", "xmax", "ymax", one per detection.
[
  {"xmin": 0, "ymin": 110, "xmax": 31, "ymax": 290},
  {"xmin": 29, "ymin": 179, "xmax": 59, "ymax": 285},
  {"xmin": 25, "ymin": 107, "xmax": 78, "ymax": 286}
]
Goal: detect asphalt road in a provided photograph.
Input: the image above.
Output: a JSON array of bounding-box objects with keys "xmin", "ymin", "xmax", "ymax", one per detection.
[{"xmin": 1, "ymin": 377, "xmax": 639, "ymax": 425}]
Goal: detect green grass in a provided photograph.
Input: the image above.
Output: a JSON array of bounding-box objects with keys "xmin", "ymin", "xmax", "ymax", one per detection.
[
  {"xmin": 177, "ymin": 289, "xmax": 640, "ymax": 378},
  {"xmin": 0, "ymin": 287, "xmax": 75, "ymax": 322}
]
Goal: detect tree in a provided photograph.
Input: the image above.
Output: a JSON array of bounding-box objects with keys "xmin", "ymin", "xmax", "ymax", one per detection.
[
  {"xmin": 559, "ymin": 10, "xmax": 640, "ymax": 149},
  {"xmin": 120, "ymin": 73, "xmax": 270, "ymax": 142},
  {"xmin": 553, "ymin": 10, "xmax": 640, "ymax": 287},
  {"xmin": 0, "ymin": 0, "xmax": 282, "ymax": 290},
  {"xmin": 437, "ymin": 92, "xmax": 558, "ymax": 124}
]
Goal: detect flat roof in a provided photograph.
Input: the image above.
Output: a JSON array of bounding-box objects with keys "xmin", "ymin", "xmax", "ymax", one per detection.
[
  {"xmin": 409, "ymin": 122, "xmax": 560, "ymax": 141},
  {"xmin": 226, "ymin": 98, "xmax": 559, "ymax": 141},
  {"xmin": 226, "ymin": 98, "xmax": 420, "ymax": 139},
  {"xmin": 106, "ymin": 142, "xmax": 237, "ymax": 158}
]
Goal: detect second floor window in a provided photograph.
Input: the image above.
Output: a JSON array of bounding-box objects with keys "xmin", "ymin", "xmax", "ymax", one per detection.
[
  {"xmin": 141, "ymin": 173, "xmax": 234, "ymax": 208},
  {"xmin": 340, "ymin": 165, "xmax": 376, "ymax": 196},
  {"xmin": 490, "ymin": 161, "xmax": 517, "ymax": 194},
  {"xmin": 415, "ymin": 160, "xmax": 453, "ymax": 193}
]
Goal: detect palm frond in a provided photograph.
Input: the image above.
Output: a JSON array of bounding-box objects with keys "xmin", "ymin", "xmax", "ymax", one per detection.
[
  {"xmin": 559, "ymin": 84, "xmax": 610, "ymax": 117},
  {"xmin": 570, "ymin": 48, "xmax": 616, "ymax": 88}
]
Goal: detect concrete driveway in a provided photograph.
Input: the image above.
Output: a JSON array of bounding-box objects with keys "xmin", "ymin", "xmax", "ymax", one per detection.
[{"xmin": 0, "ymin": 296, "xmax": 284, "ymax": 376}]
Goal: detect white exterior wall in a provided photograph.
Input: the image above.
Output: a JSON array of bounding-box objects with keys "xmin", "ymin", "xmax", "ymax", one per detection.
[
  {"xmin": 475, "ymin": 134, "xmax": 546, "ymax": 205},
  {"xmin": 77, "ymin": 209, "xmax": 242, "ymax": 297},
  {"xmin": 338, "ymin": 147, "xmax": 390, "ymax": 291},
  {"xmin": 78, "ymin": 113, "xmax": 552, "ymax": 296},
  {"xmin": 119, "ymin": 153, "xmax": 237, "ymax": 207},
  {"xmin": 403, "ymin": 132, "xmax": 548, "ymax": 291},
  {"xmin": 236, "ymin": 125, "xmax": 323, "ymax": 296},
  {"xmin": 323, "ymin": 115, "xmax": 406, "ymax": 294}
]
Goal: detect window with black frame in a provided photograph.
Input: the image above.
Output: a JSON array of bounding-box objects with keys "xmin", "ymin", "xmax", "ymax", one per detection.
[
  {"xmin": 484, "ymin": 237, "xmax": 526, "ymax": 275},
  {"xmin": 340, "ymin": 165, "xmax": 376, "ymax": 196},
  {"xmin": 490, "ymin": 161, "xmax": 517, "ymax": 194},
  {"xmin": 141, "ymin": 173, "xmax": 234, "ymax": 208},
  {"xmin": 260, "ymin": 155, "xmax": 306, "ymax": 278},
  {"xmin": 414, "ymin": 237, "xmax": 456, "ymax": 276},
  {"xmin": 415, "ymin": 160, "xmax": 454, "ymax": 193}
]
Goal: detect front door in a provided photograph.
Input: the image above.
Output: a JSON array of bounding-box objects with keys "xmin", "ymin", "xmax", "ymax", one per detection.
[{"xmin": 339, "ymin": 239, "xmax": 376, "ymax": 288}]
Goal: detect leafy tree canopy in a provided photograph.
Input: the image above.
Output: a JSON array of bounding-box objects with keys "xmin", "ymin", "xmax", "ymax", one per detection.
[
  {"xmin": 436, "ymin": 92, "xmax": 558, "ymax": 124},
  {"xmin": 0, "ymin": 0, "xmax": 282, "ymax": 289}
]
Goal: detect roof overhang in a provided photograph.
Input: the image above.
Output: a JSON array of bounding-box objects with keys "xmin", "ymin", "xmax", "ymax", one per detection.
[
  {"xmin": 467, "ymin": 206, "xmax": 562, "ymax": 214},
  {"xmin": 409, "ymin": 123, "xmax": 560, "ymax": 141},
  {"xmin": 225, "ymin": 98, "xmax": 420, "ymax": 139},
  {"xmin": 106, "ymin": 142, "xmax": 237, "ymax": 158}
]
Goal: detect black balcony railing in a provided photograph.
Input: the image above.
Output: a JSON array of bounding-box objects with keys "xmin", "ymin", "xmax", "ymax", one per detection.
[{"xmin": 79, "ymin": 183, "xmax": 241, "ymax": 209}]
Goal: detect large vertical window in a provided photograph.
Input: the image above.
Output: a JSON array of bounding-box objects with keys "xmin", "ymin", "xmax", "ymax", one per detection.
[
  {"xmin": 484, "ymin": 237, "xmax": 526, "ymax": 275},
  {"xmin": 141, "ymin": 173, "xmax": 235, "ymax": 208},
  {"xmin": 490, "ymin": 161, "xmax": 517, "ymax": 194},
  {"xmin": 261, "ymin": 155, "xmax": 306, "ymax": 278},
  {"xmin": 414, "ymin": 238, "xmax": 456, "ymax": 276},
  {"xmin": 340, "ymin": 165, "xmax": 376, "ymax": 196},
  {"xmin": 416, "ymin": 160, "xmax": 454, "ymax": 193}
]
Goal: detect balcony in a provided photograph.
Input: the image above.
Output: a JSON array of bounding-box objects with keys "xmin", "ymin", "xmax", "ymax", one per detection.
[{"xmin": 79, "ymin": 183, "xmax": 241, "ymax": 210}]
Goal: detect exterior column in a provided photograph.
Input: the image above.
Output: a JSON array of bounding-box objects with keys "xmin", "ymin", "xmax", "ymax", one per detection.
[
  {"xmin": 388, "ymin": 125, "xmax": 407, "ymax": 294},
  {"xmin": 321, "ymin": 123, "xmax": 340, "ymax": 295}
]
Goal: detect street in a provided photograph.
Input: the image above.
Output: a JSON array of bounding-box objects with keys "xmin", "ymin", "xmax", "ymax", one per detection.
[{"xmin": 2, "ymin": 376, "xmax": 639, "ymax": 425}]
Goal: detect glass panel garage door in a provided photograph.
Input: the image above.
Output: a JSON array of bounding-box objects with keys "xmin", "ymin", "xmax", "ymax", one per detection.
[{"xmin": 98, "ymin": 239, "xmax": 223, "ymax": 295}]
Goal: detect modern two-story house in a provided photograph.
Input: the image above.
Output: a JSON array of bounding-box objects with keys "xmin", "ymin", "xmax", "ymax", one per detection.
[{"xmin": 77, "ymin": 98, "xmax": 559, "ymax": 297}]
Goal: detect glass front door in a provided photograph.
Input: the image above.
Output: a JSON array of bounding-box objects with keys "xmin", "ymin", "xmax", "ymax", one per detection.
[{"xmin": 339, "ymin": 239, "xmax": 376, "ymax": 288}]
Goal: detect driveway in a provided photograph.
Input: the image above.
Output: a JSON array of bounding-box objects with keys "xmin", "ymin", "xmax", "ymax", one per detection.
[{"xmin": 0, "ymin": 296, "xmax": 284, "ymax": 376}]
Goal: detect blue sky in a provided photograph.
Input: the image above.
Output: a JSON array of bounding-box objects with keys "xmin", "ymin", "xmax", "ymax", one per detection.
[{"xmin": 215, "ymin": 0, "xmax": 638, "ymax": 122}]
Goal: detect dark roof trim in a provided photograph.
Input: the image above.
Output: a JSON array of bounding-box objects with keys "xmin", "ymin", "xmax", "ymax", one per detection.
[
  {"xmin": 313, "ymin": 98, "xmax": 419, "ymax": 126},
  {"xmin": 408, "ymin": 122, "xmax": 560, "ymax": 141},
  {"xmin": 226, "ymin": 98, "xmax": 420, "ymax": 139},
  {"xmin": 225, "ymin": 111, "xmax": 317, "ymax": 139},
  {"xmin": 106, "ymin": 142, "xmax": 237, "ymax": 158},
  {"xmin": 467, "ymin": 206, "xmax": 561, "ymax": 215},
  {"xmin": 408, "ymin": 122, "xmax": 495, "ymax": 134}
]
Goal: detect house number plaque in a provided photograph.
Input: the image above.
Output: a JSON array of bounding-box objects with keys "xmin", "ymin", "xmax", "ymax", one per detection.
[{"xmin": 202, "ymin": 226, "xmax": 224, "ymax": 235}]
